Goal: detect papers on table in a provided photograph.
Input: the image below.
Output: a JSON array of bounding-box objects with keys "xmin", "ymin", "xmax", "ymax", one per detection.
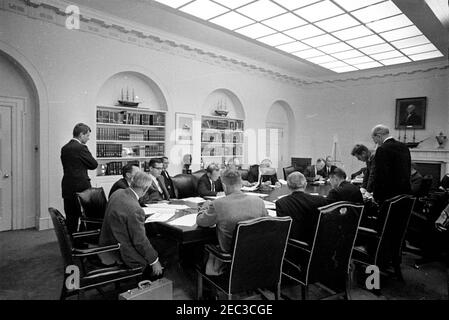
[
  {"xmin": 241, "ymin": 185, "xmax": 258, "ymax": 192},
  {"xmin": 167, "ymin": 213, "xmax": 198, "ymax": 227},
  {"xmin": 181, "ymin": 197, "xmax": 207, "ymax": 204},
  {"xmin": 278, "ymin": 179, "xmax": 287, "ymax": 185},
  {"xmin": 145, "ymin": 203, "xmax": 190, "ymax": 210},
  {"xmin": 145, "ymin": 210, "xmax": 176, "ymax": 223},
  {"xmin": 243, "ymin": 192, "xmax": 268, "ymax": 198},
  {"xmin": 267, "ymin": 209, "xmax": 277, "ymax": 217},
  {"xmin": 264, "ymin": 200, "xmax": 276, "ymax": 210},
  {"xmin": 204, "ymin": 195, "xmax": 225, "ymax": 200}
]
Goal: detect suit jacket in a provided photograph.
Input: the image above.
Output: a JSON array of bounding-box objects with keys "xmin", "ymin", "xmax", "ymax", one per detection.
[
  {"xmin": 109, "ymin": 178, "xmax": 129, "ymax": 198},
  {"xmin": 304, "ymin": 165, "xmax": 326, "ymax": 182},
  {"xmin": 140, "ymin": 175, "xmax": 170, "ymax": 204},
  {"xmin": 410, "ymin": 171, "xmax": 423, "ymax": 196},
  {"xmin": 322, "ymin": 165, "xmax": 337, "ymax": 178},
  {"xmin": 402, "ymin": 112, "xmax": 422, "ymax": 126},
  {"xmin": 99, "ymin": 188, "xmax": 158, "ymax": 268},
  {"xmin": 247, "ymin": 165, "xmax": 279, "ymax": 185},
  {"xmin": 372, "ymin": 138, "xmax": 411, "ymax": 202},
  {"xmin": 61, "ymin": 139, "xmax": 98, "ymax": 199},
  {"xmin": 363, "ymin": 153, "xmax": 375, "ymax": 192},
  {"xmin": 327, "ymin": 181, "xmax": 363, "ymax": 204},
  {"xmin": 276, "ymin": 191, "xmax": 328, "ymax": 244},
  {"xmin": 161, "ymin": 170, "xmax": 175, "ymax": 199},
  {"xmin": 197, "ymin": 173, "xmax": 224, "ymax": 197}
]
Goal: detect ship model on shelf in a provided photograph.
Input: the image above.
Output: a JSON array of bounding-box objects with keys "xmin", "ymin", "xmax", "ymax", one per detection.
[
  {"xmin": 118, "ymin": 87, "xmax": 140, "ymax": 107},
  {"xmin": 398, "ymin": 126, "xmax": 431, "ymax": 149},
  {"xmin": 214, "ymin": 99, "xmax": 229, "ymax": 117}
]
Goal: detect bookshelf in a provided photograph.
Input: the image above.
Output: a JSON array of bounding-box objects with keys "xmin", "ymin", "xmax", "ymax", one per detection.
[
  {"xmin": 96, "ymin": 105, "xmax": 166, "ymax": 176},
  {"xmin": 201, "ymin": 115, "xmax": 244, "ymax": 168}
]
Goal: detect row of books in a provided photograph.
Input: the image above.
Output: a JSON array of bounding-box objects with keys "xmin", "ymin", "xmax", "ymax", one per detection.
[
  {"xmin": 201, "ymin": 119, "xmax": 244, "ymax": 131},
  {"xmin": 201, "ymin": 145, "xmax": 243, "ymax": 157},
  {"xmin": 97, "ymin": 110, "xmax": 165, "ymax": 126},
  {"xmin": 101, "ymin": 161, "xmax": 140, "ymax": 176},
  {"xmin": 97, "ymin": 127, "xmax": 165, "ymax": 141},
  {"xmin": 145, "ymin": 145, "xmax": 165, "ymax": 157},
  {"xmin": 97, "ymin": 144, "xmax": 122, "ymax": 158},
  {"xmin": 201, "ymin": 132, "xmax": 244, "ymax": 143}
]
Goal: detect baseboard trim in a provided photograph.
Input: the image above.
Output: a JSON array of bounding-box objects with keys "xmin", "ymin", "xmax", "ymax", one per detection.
[{"xmin": 38, "ymin": 217, "xmax": 53, "ymax": 230}]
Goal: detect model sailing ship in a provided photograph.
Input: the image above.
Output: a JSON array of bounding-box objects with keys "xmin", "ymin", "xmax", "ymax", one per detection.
[
  {"xmin": 214, "ymin": 99, "xmax": 229, "ymax": 117},
  {"xmin": 118, "ymin": 87, "xmax": 140, "ymax": 107}
]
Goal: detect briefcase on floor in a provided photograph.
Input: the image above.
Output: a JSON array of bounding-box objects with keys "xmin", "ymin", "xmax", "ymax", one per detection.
[{"xmin": 119, "ymin": 279, "xmax": 173, "ymax": 300}]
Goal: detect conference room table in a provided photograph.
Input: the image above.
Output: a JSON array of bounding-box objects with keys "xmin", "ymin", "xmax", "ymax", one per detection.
[{"xmin": 144, "ymin": 182, "xmax": 332, "ymax": 246}]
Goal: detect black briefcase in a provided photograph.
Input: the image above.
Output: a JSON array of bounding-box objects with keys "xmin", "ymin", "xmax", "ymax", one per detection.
[{"xmin": 119, "ymin": 279, "xmax": 173, "ymax": 300}]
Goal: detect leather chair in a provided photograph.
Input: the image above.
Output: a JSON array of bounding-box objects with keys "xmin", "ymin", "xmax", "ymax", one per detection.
[
  {"xmin": 196, "ymin": 216, "xmax": 292, "ymax": 300},
  {"xmin": 283, "ymin": 166, "xmax": 298, "ymax": 180},
  {"xmin": 352, "ymin": 195, "xmax": 416, "ymax": 282},
  {"xmin": 192, "ymin": 169, "xmax": 206, "ymax": 182},
  {"xmin": 48, "ymin": 208, "xmax": 143, "ymax": 300},
  {"xmin": 76, "ymin": 187, "xmax": 107, "ymax": 231},
  {"xmin": 172, "ymin": 174, "xmax": 199, "ymax": 199},
  {"xmin": 282, "ymin": 202, "xmax": 364, "ymax": 300},
  {"xmin": 238, "ymin": 169, "xmax": 249, "ymax": 181}
]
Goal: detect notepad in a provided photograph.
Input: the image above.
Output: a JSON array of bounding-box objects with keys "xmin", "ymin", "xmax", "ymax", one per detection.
[
  {"xmin": 145, "ymin": 210, "xmax": 176, "ymax": 223},
  {"xmin": 168, "ymin": 213, "xmax": 198, "ymax": 227}
]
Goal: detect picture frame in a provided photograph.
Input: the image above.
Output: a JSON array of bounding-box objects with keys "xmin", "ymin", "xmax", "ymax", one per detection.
[
  {"xmin": 175, "ymin": 113, "xmax": 195, "ymax": 144},
  {"xmin": 395, "ymin": 97, "xmax": 427, "ymax": 130}
]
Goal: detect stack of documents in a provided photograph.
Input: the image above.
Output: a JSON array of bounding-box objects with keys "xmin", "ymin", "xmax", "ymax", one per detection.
[
  {"xmin": 167, "ymin": 213, "xmax": 198, "ymax": 227},
  {"xmin": 181, "ymin": 197, "xmax": 207, "ymax": 204}
]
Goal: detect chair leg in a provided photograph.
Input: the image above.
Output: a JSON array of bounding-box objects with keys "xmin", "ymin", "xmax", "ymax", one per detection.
[
  {"xmin": 345, "ymin": 274, "xmax": 352, "ymax": 300},
  {"xmin": 275, "ymin": 283, "xmax": 281, "ymax": 300},
  {"xmin": 196, "ymin": 271, "xmax": 203, "ymax": 300},
  {"xmin": 301, "ymin": 285, "xmax": 308, "ymax": 300},
  {"xmin": 227, "ymin": 293, "xmax": 232, "ymax": 300}
]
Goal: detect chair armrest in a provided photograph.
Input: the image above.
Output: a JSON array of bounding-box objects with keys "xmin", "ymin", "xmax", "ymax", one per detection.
[
  {"xmin": 205, "ymin": 244, "xmax": 232, "ymax": 263},
  {"xmin": 358, "ymin": 226, "xmax": 378, "ymax": 235},
  {"xmin": 287, "ymin": 239, "xmax": 311, "ymax": 253},
  {"xmin": 72, "ymin": 229, "xmax": 100, "ymax": 239},
  {"xmin": 72, "ymin": 244, "xmax": 120, "ymax": 257}
]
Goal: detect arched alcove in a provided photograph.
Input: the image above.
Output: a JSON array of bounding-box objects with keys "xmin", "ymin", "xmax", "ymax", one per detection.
[
  {"xmin": 96, "ymin": 71, "xmax": 168, "ymax": 111},
  {"xmin": 202, "ymin": 88, "xmax": 245, "ymax": 120}
]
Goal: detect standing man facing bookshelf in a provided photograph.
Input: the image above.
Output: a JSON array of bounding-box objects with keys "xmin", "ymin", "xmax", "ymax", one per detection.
[{"xmin": 61, "ymin": 123, "xmax": 98, "ymax": 234}]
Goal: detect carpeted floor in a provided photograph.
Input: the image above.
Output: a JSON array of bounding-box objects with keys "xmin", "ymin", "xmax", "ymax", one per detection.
[{"xmin": 0, "ymin": 229, "xmax": 447, "ymax": 300}]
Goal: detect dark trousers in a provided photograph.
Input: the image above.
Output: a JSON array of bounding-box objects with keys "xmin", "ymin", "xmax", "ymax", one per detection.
[{"xmin": 63, "ymin": 197, "xmax": 81, "ymax": 235}]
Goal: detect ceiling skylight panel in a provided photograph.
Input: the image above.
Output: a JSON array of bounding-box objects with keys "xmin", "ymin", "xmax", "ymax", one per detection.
[
  {"xmin": 154, "ymin": 0, "xmax": 192, "ymax": 9},
  {"xmin": 370, "ymin": 50, "xmax": 404, "ymax": 60},
  {"xmin": 333, "ymin": 25, "xmax": 373, "ymax": 41},
  {"xmin": 292, "ymin": 48, "xmax": 325, "ymax": 59},
  {"xmin": 212, "ymin": 0, "xmax": 255, "ymax": 9},
  {"xmin": 332, "ymin": 0, "xmax": 384, "ymax": 12},
  {"xmin": 294, "ymin": 0, "xmax": 344, "ymax": 22},
  {"xmin": 235, "ymin": 23, "xmax": 276, "ymax": 38},
  {"xmin": 276, "ymin": 41, "xmax": 311, "ymax": 53},
  {"xmin": 366, "ymin": 14, "xmax": 413, "ymax": 33},
  {"xmin": 391, "ymin": 35, "xmax": 430, "ymax": 49},
  {"xmin": 351, "ymin": 1, "xmax": 402, "ymax": 23},
  {"xmin": 236, "ymin": 0, "xmax": 286, "ymax": 21},
  {"xmin": 332, "ymin": 49, "xmax": 364, "ymax": 59},
  {"xmin": 284, "ymin": 24, "xmax": 325, "ymax": 40},
  {"xmin": 210, "ymin": 11, "xmax": 254, "ymax": 30},
  {"xmin": 318, "ymin": 42, "xmax": 352, "ymax": 54},
  {"xmin": 302, "ymin": 34, "xmax": 339, "ymax": 47},
  {"xmin": 180, "ymin": 0, "xmax": 229, "ymax": 20},
  {"xmin": 315, "ymin": 14, "xmax": 360, "ymax": 32},
  {"xmin": 319, "ymin": 60, "xmax": 349, "ymax": 69},
  {"xmin": 307, "ymin": 55, "xmax": 337, "ymax": 64},
  {"xmin": 273, "ymin": 0, "xmax": 321, "ymax": 11},
  {"xmin": 400, "ymin": 43, "xmax": 438, "ymax": 56},
  {"xmin": 380, "ymin": 56, "xmax": 411, "ymax": 65},
  {"xmin": 332, "ymin": 66, "xmax": 358, "ymax": 73},
  {"xmin": 262, "ymin": 13, "xmax": 307, "ymax": 31},
  {"xmin": 347, "ymin": 34, "xmax": 384, "ymax": 48},
  {"xmin": 257, "ymin": 33, "xmax": 295, "ymax": 46},
  {"xmin": 409, "ymin": 51, "xmax": 444, "ymax": 61},
  {"xmin": 380, "ymin": 26, "xmax": 422, "ymax": 42},
  {"xmin": 359, "ymin": 43, "xmax": 394, "ymax": 54},
  {"xmin": 344, "ymin": 55, "xmax": 373, "ymax": 65},
  {"xmin": 354, "ymin": 61, "xmax": 383, "ymax": 69}
]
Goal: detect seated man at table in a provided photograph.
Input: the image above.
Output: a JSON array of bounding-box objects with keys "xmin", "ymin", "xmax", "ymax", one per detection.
[
  {"xmin": 139, "ymin": 158, "xmax": 170, "ymax": 205},
  {"xmin": 304, "ymin": 158, "xmax": 326, "ymax": 182},
  {"xmin": 322, "ymin": 155, "xmax": 337, "ymax": 179},
  {"xmin": 327, "ymin": 168, "xmax": 363, "ymax": 204},
  {"xmin": 247, "ymin": 159, "xmax": 281, "ymax": 188},
  {"xmin": 99, "ymin": 171, "xmax": 164, "ymax": 280},
  {"xmin": 108, "ymin": 163, "xmax": 140, "ymax": 198},
  {"xmin": 196, "ymin": 169, "xmax": 268, "ymax": 275},
  {"xmin": 198, "ymin": 164, "xmax": 225, "ymax": 197},
  {"xmin": 276, "ymin": 172, "xmax": 328, "ymax": 244}
]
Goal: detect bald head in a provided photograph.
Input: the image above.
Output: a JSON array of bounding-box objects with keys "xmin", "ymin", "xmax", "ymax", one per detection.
[
  {"xmin": 287, "ymin": 172, "xmax": 307, "ymax": 191},
  {"xmin": 407, "ymin": 105, "xmax": 416, "ymax": 113},
  {"xmin": 371, "ymin": 124, "xmax": 390, "ymax": 145}
]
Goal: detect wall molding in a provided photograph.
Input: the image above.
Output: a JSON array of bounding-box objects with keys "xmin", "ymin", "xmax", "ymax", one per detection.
[{"xmin": 1, "ymin": 0, "xmax": 448, "ymax": 88}]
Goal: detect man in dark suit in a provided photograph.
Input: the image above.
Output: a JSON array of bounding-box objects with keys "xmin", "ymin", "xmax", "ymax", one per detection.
[
  {"xmin": 276, "ymin": 172, "xmax": 328, "ymax": 244},
  {"xmin": 99, "ymin": 172, "xmax": 164, "ymax": 280},
  {"xmin": 322, "ymin": 156, "xmax": 337, "ymax": 179},
  {"xmin": 247, "ymin": 159, "xmax": 281, "ymax": 187},
  {"xmin": 351, "ymin": 144, "xmax": 375, "ymax": 194},
  {"xmin": 304, "ymin": 158, "xmax": 326, "ymax": 182},
  {"xmin": 161, "ymin": 156, "xmax": 175, "ymax": 199},
  {"xmin": 327, "ymin": 168, "xmax": 363, "ymax": 204},
  {"xmin": 108, "ymin": 163, "xmax": 140, "ymax": 198},
  {"xmin": 371, "ymin": 124, "xmax": 411, "ymax": 203},
  {"xmin": 198, "ymin": 164, "xmax": 225, "ymax": 197},
  {"xmin": 140, "ymin": 158, "xmax": 170, "ymax": 204},
  {"xmin": 61, "ymin": 123, "xmax": 98, "ymax": 234}
]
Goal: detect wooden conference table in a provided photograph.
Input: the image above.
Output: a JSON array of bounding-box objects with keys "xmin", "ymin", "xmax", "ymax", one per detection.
[{"xmin": 145, "ymin": 183, "xmax": 332, "ymax": 245}]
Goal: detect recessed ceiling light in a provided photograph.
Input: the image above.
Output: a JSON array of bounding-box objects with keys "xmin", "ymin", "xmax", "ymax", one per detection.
[
  {"xmin": 262, "ymin": 12, "xmax": 307, "ymax": 31},
  {"xmin": 332, "ymin": 0, "xmax": 384, "ymax": 12},
  {"xmin": 360, "ymin": 43, "xmax": 395, "ymax": 54},
  {"xmin": 391, "ymin": 35, "xmax": 430, "ymax": 49},
  {"xmin": 154, "ymin": 0, "xmax": 192, "ymax": 9},
  {"xmin": 273, "ymin": 0, "xmax": 320, "ymax": 11},
  {"xmin": 236, "ymin": 0, "xmax": 286, "ymax": 21},
  {"xmin": 276, "ymin": 41, "xmax": 311, "ymax": 53},
  {"xmin": 180, "ymin": 0, "xmax": 229, "ymax": 20},
  {"xmin": 370, "ymin": 50, "xmax": 404, "ymax": 60},
  {"xmin": 344, "ymin": 55, "xmax": 373, "ymax": 65},
  {"xmin": 400, "ymin": 43, "xmax": 438, "ymax": 56},
  {"xmin": 318, "ymin": 42, "xmax": 352, "ymax": 54},
  {"xmin": 235, "ymin": 23, "xmax": 276, "ymax": 38},
  {"xmin": 351, "ymin": 1, "xmax": 402, "ymax": 23},
  {"xmin": 347, "ymin": 34, "xmax": 384, "ymax": 48},
  {"xmin": 409, "ymin": 50, "xmax": 444, "ymax": 61},
  {"xmin": 315, "ymin": 14, "xmax": 359, "ymax": 32},
  {"xmin": 380, "ymin": 56, "xmax": 411, "ymax": 65},
  {"xmin": 380, "ymin": 25, "xmax": 422, "ymax": 42},
  {"xmin": 210, "ymin": 11, "xmax": 254, "ymax": 30},
  {"xmin": 332, "ymin": 49, "xmax": 364, "ymax": 59},
  {"xmin": 257, "ymin": 33, "xmax": 295, "ymax": 46},
  {"xmin": 307, "ymin": 55, "xmax": 337, "ymax": 64},
  {"xmin": 333, "ymin": 25, "xmax": 373, "ymax": 41},
  {"xmin": 284, "ymin": 24, "xmax": 325, "ymax": 40},
  {"xmin": 354, "ymin": 61, "xmax": 383, "ymax": 69},
  {"xmin": 302, "ymin": 34, "xmax": 339, "ymax": 47},
  {"xmin": 292, "ymin": 48, "xmax": 325, "ymax": 59},
  {"xmin": 294, "ymin": 0, "xmax": 344, "ymax": 22},
  {"xmin": 366, "ymin": 14, "xmax": 413, "ymax": 33},
  {"xmin": 212, "ymin": 0, "xmax": 255, "ymax": 9},
  {"xmin": 332, "ymin": 66, "xmax": 359, "ymax": 73}
]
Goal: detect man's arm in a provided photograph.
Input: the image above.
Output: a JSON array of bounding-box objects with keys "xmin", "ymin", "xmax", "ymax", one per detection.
[
  {"xmin": 196, "ymin": 201, "xmax": 218, "ymax": 227},
  {"xmin": 80, "ymin": 145, "xmax": 98, "ymax": 170}
]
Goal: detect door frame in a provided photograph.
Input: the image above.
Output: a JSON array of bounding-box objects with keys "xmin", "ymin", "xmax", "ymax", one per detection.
[
  {"xmin": 0, "ymin": 96, "xmax": 26, "ymax": 230},
  {"xmin": 266, "ymin": 122, "xmax": 289, "ymax": 176}
]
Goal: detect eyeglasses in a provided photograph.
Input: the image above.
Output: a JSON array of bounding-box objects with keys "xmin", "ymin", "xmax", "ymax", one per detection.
[{"xmin": 152, "ymin": 166, "xmax": 163, "ymax": 170}]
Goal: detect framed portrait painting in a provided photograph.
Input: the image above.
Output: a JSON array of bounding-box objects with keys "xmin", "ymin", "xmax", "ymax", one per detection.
[
  {"xmin": 395, "ymin": 97, "xmax": 427, "ymax": 130},
  {"xmin": 175, "ymin": 113, "xmax": 194, "ymax": 144}
]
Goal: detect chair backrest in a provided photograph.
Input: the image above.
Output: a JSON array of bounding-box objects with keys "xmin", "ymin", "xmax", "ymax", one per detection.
[
  {"xmin": 238, "ymin": 169, "xmax": 249, "ymax": 181},
  {"xmin": 418, "ymin": 175, "xmax": 433, "ymax": 196},
  {"xmin": 291, "ymin": 157, "xmax": 311, "ymax": 173},
  {"xmin": 172, "ymin": 174, "xmax": 198, "ymax": 198},
  {"xmin": 228, "ymin": 216, "xmax": 292, "ymax": 294},
  {"xmin": 283, "ymin": 166, "xmax": 298, "ymax": 180},
  {"xmin": 76, "ymin": 187, "xmax": 107, "ymax": 220},
  {"xmin": 307, "ymin": 202, "xmax": 363, "ymax": 291},
  {"xmin": 48, "ymin": 208, "xmax": 74, "ymax": 268},
  {"xmin": 375, "ymin": 195, "xmax": 416, "ymax": 267}
]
